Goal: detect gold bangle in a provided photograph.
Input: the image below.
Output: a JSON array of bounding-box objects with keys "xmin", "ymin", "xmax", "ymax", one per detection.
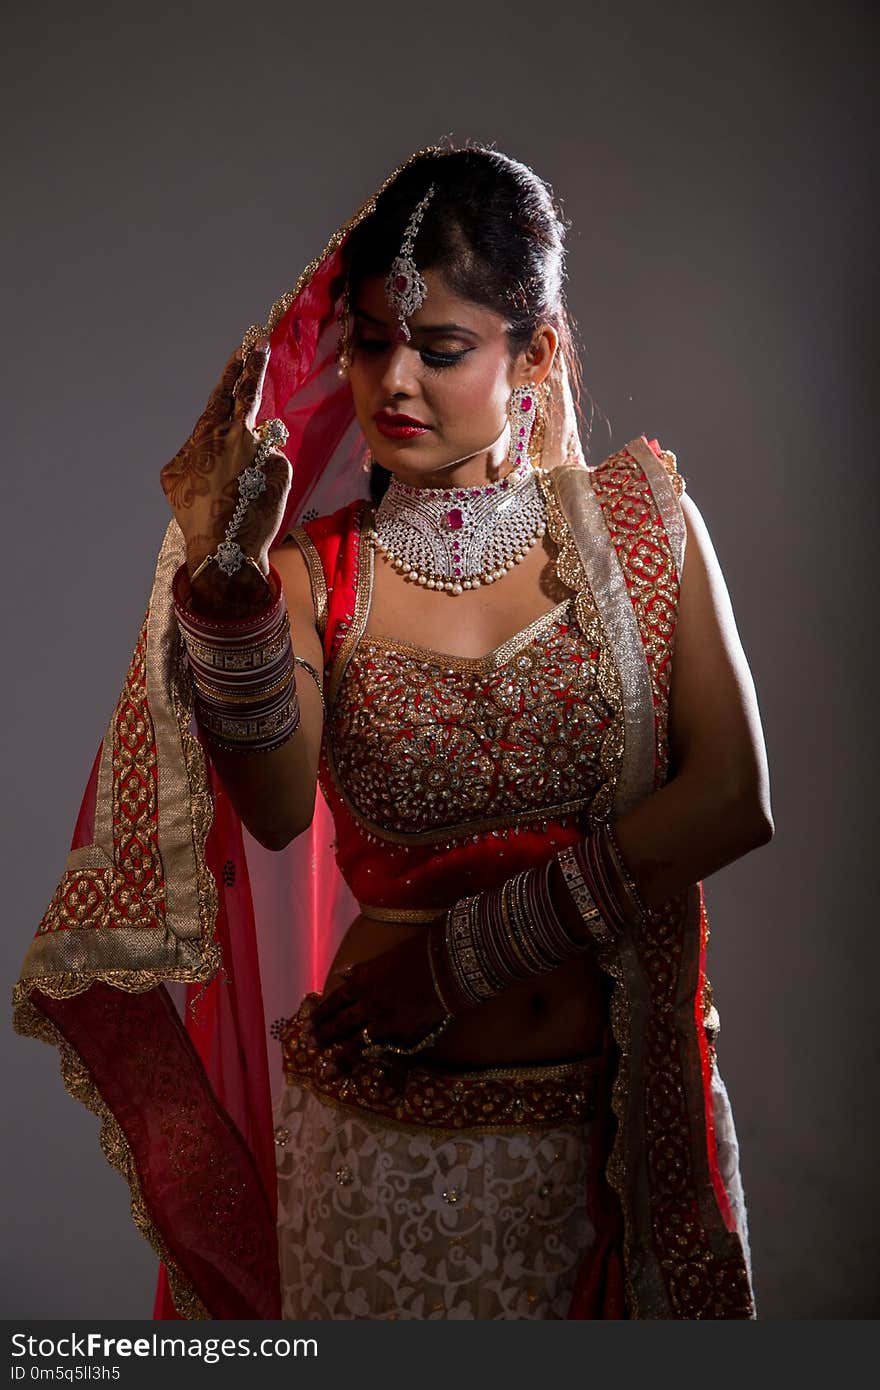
[
  {"xmin": 604, "ymin": 824, "xmax": 649, "ymax": 924},
  {"xmin": 427, "ymin": 927, "xmax": 458, "ymax": 1015},
  {"xmin": 189, "ymin": 552, "xmax": 272, "ymax": 591},
  {"xmin": 191, "ymin": 666, "xmax": 295, "ymax": 706},
  {"xmin": 293, "ymin": 655, "xmax": 327, "ymax": 716}
]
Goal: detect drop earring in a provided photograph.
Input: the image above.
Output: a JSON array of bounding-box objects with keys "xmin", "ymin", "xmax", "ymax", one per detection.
[{"xmin": 506, "ymin": 384, "xmax": 538, "ymax": 468}]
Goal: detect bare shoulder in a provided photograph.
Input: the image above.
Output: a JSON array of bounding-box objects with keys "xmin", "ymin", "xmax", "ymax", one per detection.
[{"xmin": 677, "ymin": 491, "xmax": 738, "ymax": 622}]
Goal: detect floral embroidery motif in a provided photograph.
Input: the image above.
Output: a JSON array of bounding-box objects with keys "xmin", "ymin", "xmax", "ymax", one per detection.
[
  {"xmin": 275, "ymin": 1082, "xmax": 595, "ymax": 1320},
  {"xmin": 325, "ymin": 595, "xmax": 623, "ymax": 843}
]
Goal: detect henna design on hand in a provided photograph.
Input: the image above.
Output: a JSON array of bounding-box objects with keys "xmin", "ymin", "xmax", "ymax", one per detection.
[
  {"xmin": 160, "ymin": 348, "xmax": 242, "ymax": 513},
  {"xmin": 160, "ymin": 338, "xmax": 292, "ymax": 590}
]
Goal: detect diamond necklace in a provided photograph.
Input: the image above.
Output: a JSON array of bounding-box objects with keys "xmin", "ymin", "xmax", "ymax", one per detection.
[{"xmin": 368, "ymin": 455, "xmax": 547, "ymax": 594}]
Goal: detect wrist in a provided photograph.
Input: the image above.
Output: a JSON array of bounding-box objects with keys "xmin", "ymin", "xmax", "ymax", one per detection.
[
  {"xmin": 184, "ymin": 555, "xmax": 274, "ymax": 620},
  {"xmin": 427, "ymin": 921, "xmax": 472, "ymax": 1015},
  {"xmin": 173, "ymin": 564, "xmax": 301, "ymax": 755},
  {"xmin": 556, "ymin": 825, "xmax": 648, "ymax": 945}
]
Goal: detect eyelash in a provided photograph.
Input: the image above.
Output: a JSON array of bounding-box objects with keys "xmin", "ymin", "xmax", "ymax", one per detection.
[{"xmin": 354, "ymin": 340, "xmax": 470, "ymax": 371}]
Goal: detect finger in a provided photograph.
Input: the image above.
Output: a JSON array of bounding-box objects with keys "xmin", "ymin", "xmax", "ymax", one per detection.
[
  {"xmin": 312, "ymin": 981, "xmax": 359, "ymax": 1030},
  {"xmin": 314, "ymin": 1001, "xmax": 365, "ymax": 1046},
  {"xmin": 233, "ymin": 338, "xmax": 271, "ymax": 427},
  {"xmin": 204, "ymin": 347, "xmax": 244, "ymax": 421},
  {"xmin": 329, "ymin": 1043, "xmax": 359, "ymax": 1076}
]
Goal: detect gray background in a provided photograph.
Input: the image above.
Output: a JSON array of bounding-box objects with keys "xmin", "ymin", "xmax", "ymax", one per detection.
[{"xmin": 3, "ymin": 0, "xmax": 875, "ymax": 1319}]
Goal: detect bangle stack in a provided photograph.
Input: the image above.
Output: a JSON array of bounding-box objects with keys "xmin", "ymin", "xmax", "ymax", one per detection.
[
  {"xmin": 557, "ymin": 823, "xmax": 648, "ymax": 944},
  {"xmin": 172, "ymin": 562, "xmax": 301, "ymax": 755},
  {"xmin": 441, "ymin": 859, "xmax": 597, "ymax": 1010},
  {"xmin": 437, "ymin": 825, "xmax": 652, "ymax": 1009}
]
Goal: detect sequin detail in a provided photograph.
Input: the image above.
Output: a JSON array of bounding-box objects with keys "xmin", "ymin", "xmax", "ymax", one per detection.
[
  {"xmin": 589, "ymin": 448, "xmax": 683, "ymax": 786},
  {"xmin": 324, "ymin": 594, "xmax": 623, "ymax": 844},
  {"xmin": 276, "ymin": 995, "xmax": 599, "ymax": 1135}
]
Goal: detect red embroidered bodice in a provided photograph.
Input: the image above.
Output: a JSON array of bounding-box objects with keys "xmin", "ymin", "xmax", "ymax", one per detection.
[
  {"xmin": 288, "ymin": 446, "xmax": 684, "ymax": 917},
  {"xmin": 319, "ymin": 592, "xmax": 610, "ymax": 911}
]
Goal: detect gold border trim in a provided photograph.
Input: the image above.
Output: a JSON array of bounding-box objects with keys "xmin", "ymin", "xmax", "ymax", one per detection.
[
  {"xmin": 326, "ymin": 502, "xmax": 375, "ymax": 709},
  {"xmin": 357, "ymin": 903, "xmax": 445, "ymax": 923},
  {"xmin": 285, "ymin": 526, "xmax": 329, "ymax": 638},
  {"xmin": 151, "ymin": 522, "xmax": 215, "ymax": 944},
  {"xmin": 359, "ymin": 596, "xmax": 571, "ymax": 673},
  {"xmin": 13, "ymin": 928, "xmax": 208, "ymax": 992},
  {"xmin": 538, "ymin": 468, "xmax": 627, "ymax": 827},
  {"xmin": 547, "ymin": 462, "xmax": 655, "ymax": 819},
  {"xmin": 12, "ymin": 996, "xmax": 209, "ymax": 1320},
  {"xmin": 282, "ymin": 1073, "xmax": 595, "ymax": 1141},
  {"xmin": 627, "ymin": 438, "xmax": 687, "ymax": 583}
]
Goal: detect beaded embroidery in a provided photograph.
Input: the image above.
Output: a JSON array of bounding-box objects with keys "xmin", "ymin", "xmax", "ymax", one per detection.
[{"xmin": 323, "ymin": 594, "xmax": 623, "ymax": 845}]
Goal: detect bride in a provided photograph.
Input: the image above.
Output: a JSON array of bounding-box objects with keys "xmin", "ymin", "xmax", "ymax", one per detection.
[{"xmin": 14, "ymin": 143, "xmax": 773, "ymax": 1320}]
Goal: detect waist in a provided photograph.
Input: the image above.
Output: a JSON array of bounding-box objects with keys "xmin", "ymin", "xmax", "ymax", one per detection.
[{"xmin": 275, "ymin": 994, "xmax": 600, "ymax": 1135}]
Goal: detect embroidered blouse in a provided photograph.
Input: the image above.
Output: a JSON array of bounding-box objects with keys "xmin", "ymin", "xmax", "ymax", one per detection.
[{"xmin": 285, "ymin": 448, "xmax": 686, "ymax": 919}]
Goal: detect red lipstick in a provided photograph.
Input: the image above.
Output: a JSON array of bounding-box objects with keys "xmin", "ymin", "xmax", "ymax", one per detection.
[{"xmin": 373, "ymin": 410, "xmax": 432, "ymax": 440}]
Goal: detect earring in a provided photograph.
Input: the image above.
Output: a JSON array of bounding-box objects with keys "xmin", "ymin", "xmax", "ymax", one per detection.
[
  {"xmin": 362, "ymin": 454, "xmax": 375, "ymax": 473},
  {"xmin": 506, "ymin": 384, "xmax": 538, "ymax": 468}
]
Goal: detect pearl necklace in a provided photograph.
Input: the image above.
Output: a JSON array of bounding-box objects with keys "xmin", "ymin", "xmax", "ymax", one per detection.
[{"xmin": 369, "ymin": 456, "xmax": 547, "ymax": 594}]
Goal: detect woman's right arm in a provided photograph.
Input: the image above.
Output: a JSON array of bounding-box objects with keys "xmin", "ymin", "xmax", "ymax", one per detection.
[
  {"xmin": 204, "ymin": 538, "xmax": 325, "ymax": 851},
  {"xmin": 159, "ymin": 338, "xmax": 326, "ymax": 851}
]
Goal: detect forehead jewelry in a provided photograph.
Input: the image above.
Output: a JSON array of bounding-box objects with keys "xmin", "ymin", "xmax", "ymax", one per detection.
[{"xmin": 385, "ymin": 184, "xmax": 436, "ymax": 342}]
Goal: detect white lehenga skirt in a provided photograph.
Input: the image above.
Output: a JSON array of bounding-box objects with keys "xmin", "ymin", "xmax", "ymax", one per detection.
[{"xmin": 272, "ymin": 995, "xmax": 600, "ymax": 1321}]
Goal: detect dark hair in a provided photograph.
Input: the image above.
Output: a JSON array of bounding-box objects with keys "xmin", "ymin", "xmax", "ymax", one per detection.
[{"xmin": 339, "ymin": 145, "xmax": 585, "ymax": 504}]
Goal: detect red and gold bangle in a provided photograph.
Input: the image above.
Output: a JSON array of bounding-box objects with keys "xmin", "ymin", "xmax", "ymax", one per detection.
[{"xmin": 173, "ymin": 561, "xmax": 301, "ymax": 754}]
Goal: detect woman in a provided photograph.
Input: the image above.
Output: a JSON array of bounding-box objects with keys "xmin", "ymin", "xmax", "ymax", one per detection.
[{"xmin": 13, "ymin": 144, "xmax": 772, "ymax": 1320}]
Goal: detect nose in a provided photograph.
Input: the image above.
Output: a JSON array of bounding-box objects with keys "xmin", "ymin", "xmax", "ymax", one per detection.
[{"xmin": 379, "ymin": 343, "xmax": 420, "ymax": 398}]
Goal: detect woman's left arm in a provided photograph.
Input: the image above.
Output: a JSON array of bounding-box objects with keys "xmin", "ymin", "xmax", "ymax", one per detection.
[
  {"xmin": 313, "ymin": 492, "xmax": 775, "ymax": 1049},
  {"xmin": 606, "ymin": 490, "xmax": 774, "ymax": 911}
]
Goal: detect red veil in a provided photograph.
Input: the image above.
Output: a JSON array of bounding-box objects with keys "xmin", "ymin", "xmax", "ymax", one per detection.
[{"xmin": 13, "ymin": 147, "xmax": 756, "ymax": 1320}]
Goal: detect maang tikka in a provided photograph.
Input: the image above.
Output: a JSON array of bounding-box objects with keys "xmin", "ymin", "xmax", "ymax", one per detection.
[
  {"xmin": 337, "ymin": 183, "xmax": 436, "ymax": 376},
  {"xmin": 385, "ymin": 184, "xmax": 436, "ymax": 341}
]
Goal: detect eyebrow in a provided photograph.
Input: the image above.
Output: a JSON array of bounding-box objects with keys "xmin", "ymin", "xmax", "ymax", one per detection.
[{"xmin": 353, "ymin": 307, "xmax": 479, "ymax": 338}]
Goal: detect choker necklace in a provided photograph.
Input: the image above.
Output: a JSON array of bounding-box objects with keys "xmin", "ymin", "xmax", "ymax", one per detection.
[{"xmin": 368, "ymin": 455, "xmax": 547, "ymax": 594}]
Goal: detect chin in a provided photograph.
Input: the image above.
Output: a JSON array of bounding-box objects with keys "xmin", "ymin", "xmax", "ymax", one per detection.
[{"xmin": 374, "ymin": 449, "xmax": 450, "ymax": 477}]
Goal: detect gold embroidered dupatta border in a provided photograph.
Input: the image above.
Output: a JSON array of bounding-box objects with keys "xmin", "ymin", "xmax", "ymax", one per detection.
[
  {"xmin": 12, "ymin": 520, "xmax": 218, "ymax": 1320},
  {"xmin": 549, "ymin": 444, "xmax": 754, "ymax": 1319},
  {"xmin": 13, "ymin": 521, "xmax": 218, "ymax": 997}
]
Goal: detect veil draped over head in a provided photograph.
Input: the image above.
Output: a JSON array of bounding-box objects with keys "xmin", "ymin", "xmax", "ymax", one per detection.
[{"xmin": 13, "ymin": 147, "xmax": 597, "ymax": 1320}]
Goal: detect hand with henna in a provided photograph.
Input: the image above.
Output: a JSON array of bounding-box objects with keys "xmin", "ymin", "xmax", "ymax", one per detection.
[
  {"xmin": 311, "ymin": 926, "xmax": 469, "ymax": 1072},
  {"xmin": 160, "ymin": 337, "xmax": 292, "ymax": 617}
]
